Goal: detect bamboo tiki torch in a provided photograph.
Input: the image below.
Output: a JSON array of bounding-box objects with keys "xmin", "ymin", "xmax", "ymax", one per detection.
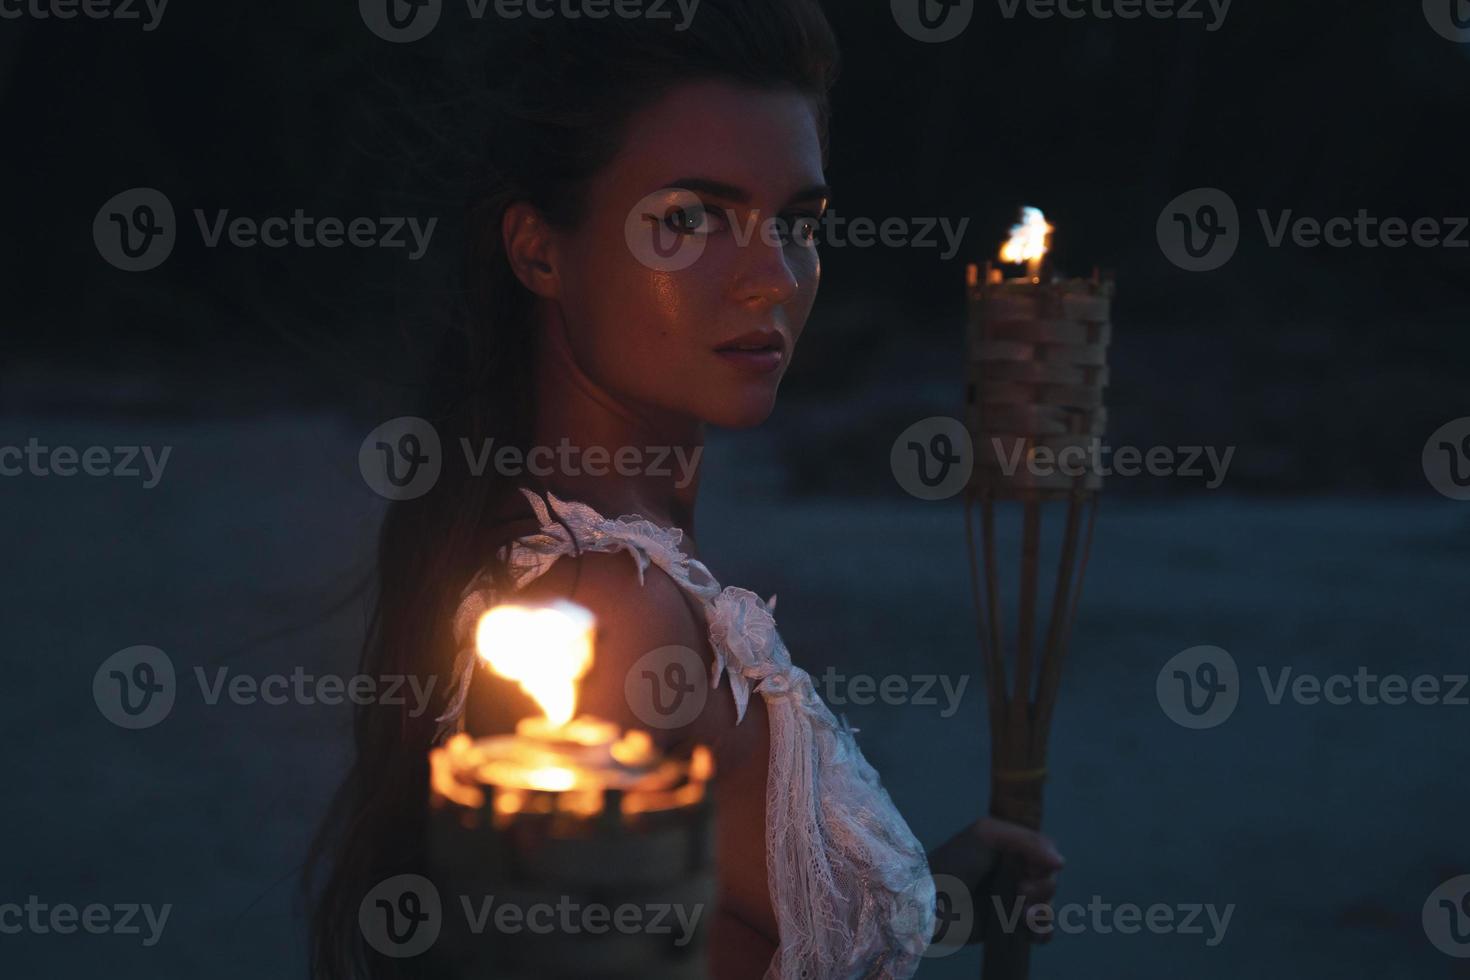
[{"xmin": 963, "ymin": 208, "xmax": 1111, "ymax": 979}]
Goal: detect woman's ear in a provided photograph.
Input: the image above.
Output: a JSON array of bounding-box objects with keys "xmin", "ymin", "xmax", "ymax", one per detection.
[{"xmin": 502, "ymin": 201, "xmax": 561, "ymax": 299}]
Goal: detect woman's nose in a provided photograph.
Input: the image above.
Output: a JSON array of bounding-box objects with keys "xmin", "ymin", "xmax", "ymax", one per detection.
[{"xmin": 732, "ymin": 218, "xmax": 802, "ymax": 307}]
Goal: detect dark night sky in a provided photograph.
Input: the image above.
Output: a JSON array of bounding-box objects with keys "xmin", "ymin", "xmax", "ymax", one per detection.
[{"xmin": 1, "ymin": 1, "xmax": 1467, "ymax": 487}]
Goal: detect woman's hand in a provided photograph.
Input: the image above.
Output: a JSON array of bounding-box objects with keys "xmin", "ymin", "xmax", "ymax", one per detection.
[{"xmin": 926, "ymin": 817, "xmax": 1065, "ymax": 945}]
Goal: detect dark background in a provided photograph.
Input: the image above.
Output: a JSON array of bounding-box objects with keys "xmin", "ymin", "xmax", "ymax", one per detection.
[
  {"xmin": 2, "ymin": 3, "xmax": 1468, "ymax": 979},
  {"xmin": 4, "ymin": 2, "xmax": 1467, "ymax": 491}
]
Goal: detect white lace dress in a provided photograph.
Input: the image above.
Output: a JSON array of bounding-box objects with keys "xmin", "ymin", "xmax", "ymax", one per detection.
[{"xmin": 438, "ymin": 488, "xmax": 936, "ymax": 980}]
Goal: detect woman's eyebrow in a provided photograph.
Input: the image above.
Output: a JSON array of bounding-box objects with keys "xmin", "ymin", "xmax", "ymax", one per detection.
[{"xmin": 666, "ymin": 177, "xmax": 832, "ymax": 208}]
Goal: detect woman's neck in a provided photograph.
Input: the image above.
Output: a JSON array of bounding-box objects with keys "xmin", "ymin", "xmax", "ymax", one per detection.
[{"xmin": 530, "ymin": 308, "xmax": 703, "ymax": 536}]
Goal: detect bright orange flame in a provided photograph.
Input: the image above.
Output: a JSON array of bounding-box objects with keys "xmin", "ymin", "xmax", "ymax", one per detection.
[
  {"xmin": 475, "ymin": 600, "xmax": 595, "ymax": 728},
  {"xmin": 521, "ymin": 765, "xmax": 579, "ymax": 792},
  {"xmin": 430, "ymin": 733, "xmax": 485, "ymax": 809},
  {"xmin": 999, "ymin": 206, "xmax": 1052, "ymax": 268},
  {"xmin": 611, "ymin": 729, "xmax": 656, "ymax": 767}
]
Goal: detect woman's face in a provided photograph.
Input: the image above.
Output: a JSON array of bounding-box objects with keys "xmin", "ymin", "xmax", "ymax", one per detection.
[{"xmin": 546, "ymin": 80, "xmax": 828, "ymax": 430}]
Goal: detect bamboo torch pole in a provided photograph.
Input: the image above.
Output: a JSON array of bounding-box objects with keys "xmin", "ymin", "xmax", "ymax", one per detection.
[{"xmin": 963, "ymin": 243, "xmax": 1111, "ymax": 979}]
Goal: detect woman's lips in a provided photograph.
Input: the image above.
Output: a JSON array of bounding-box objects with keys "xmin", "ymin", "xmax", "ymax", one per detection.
[
  {"xmin": 714, "ymin": 347, "xmax": 784, "ymax": 374},
  {"xmin": 713, "ymin": 328, "xmax": 786, "ymax": 375}
]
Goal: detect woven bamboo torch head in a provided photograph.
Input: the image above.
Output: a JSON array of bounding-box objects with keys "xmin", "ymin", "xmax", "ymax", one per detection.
[{"xmin": 965, "ymin": 259, "xmax": 1114, "ymax": 500}]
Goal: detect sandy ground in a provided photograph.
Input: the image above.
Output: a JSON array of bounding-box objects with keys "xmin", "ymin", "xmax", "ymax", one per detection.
[{"xmin": 1, "ymin": 412, "xmax": 1466, "ymax": 979}]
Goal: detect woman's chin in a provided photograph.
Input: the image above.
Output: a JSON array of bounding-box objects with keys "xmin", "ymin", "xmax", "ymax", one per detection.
[{"xmin": 704, "ymin": 389, "xmax": 780, "ymax": 429}]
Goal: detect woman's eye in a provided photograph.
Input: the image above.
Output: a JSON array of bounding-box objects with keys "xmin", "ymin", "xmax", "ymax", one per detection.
[
  {"xmin": 783, "ymin": 214, "xmax": 822, "ymax": 247},
  {"xmin": 662, "ymin": 204, "xmax": 726, "ymax": 236}
]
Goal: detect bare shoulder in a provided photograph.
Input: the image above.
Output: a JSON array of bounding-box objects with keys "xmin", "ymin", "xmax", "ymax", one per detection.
[{"xmin": 513, "ymin": 548, "xmax": 753, "ymax": 759}]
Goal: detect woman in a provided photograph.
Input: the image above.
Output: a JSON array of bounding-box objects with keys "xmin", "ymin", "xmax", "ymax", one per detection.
[{"xmin": 309, "ymin": 2, "xmax": 1063, "ymax": 977}]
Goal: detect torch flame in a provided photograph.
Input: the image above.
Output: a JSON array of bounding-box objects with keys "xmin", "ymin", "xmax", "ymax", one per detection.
[
  {"xmin": 475, "ymin": 600, "xmax": 595, "ymax": 729},
  {"xmin": 999, "ymin": 206, "xmax": 1053, "ymax": 268}
]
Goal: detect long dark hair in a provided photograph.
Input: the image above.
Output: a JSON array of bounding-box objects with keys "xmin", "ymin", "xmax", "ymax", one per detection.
[{"xmin": 305, "ymin": 4, "xmax": 839, "ymax": 977}]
